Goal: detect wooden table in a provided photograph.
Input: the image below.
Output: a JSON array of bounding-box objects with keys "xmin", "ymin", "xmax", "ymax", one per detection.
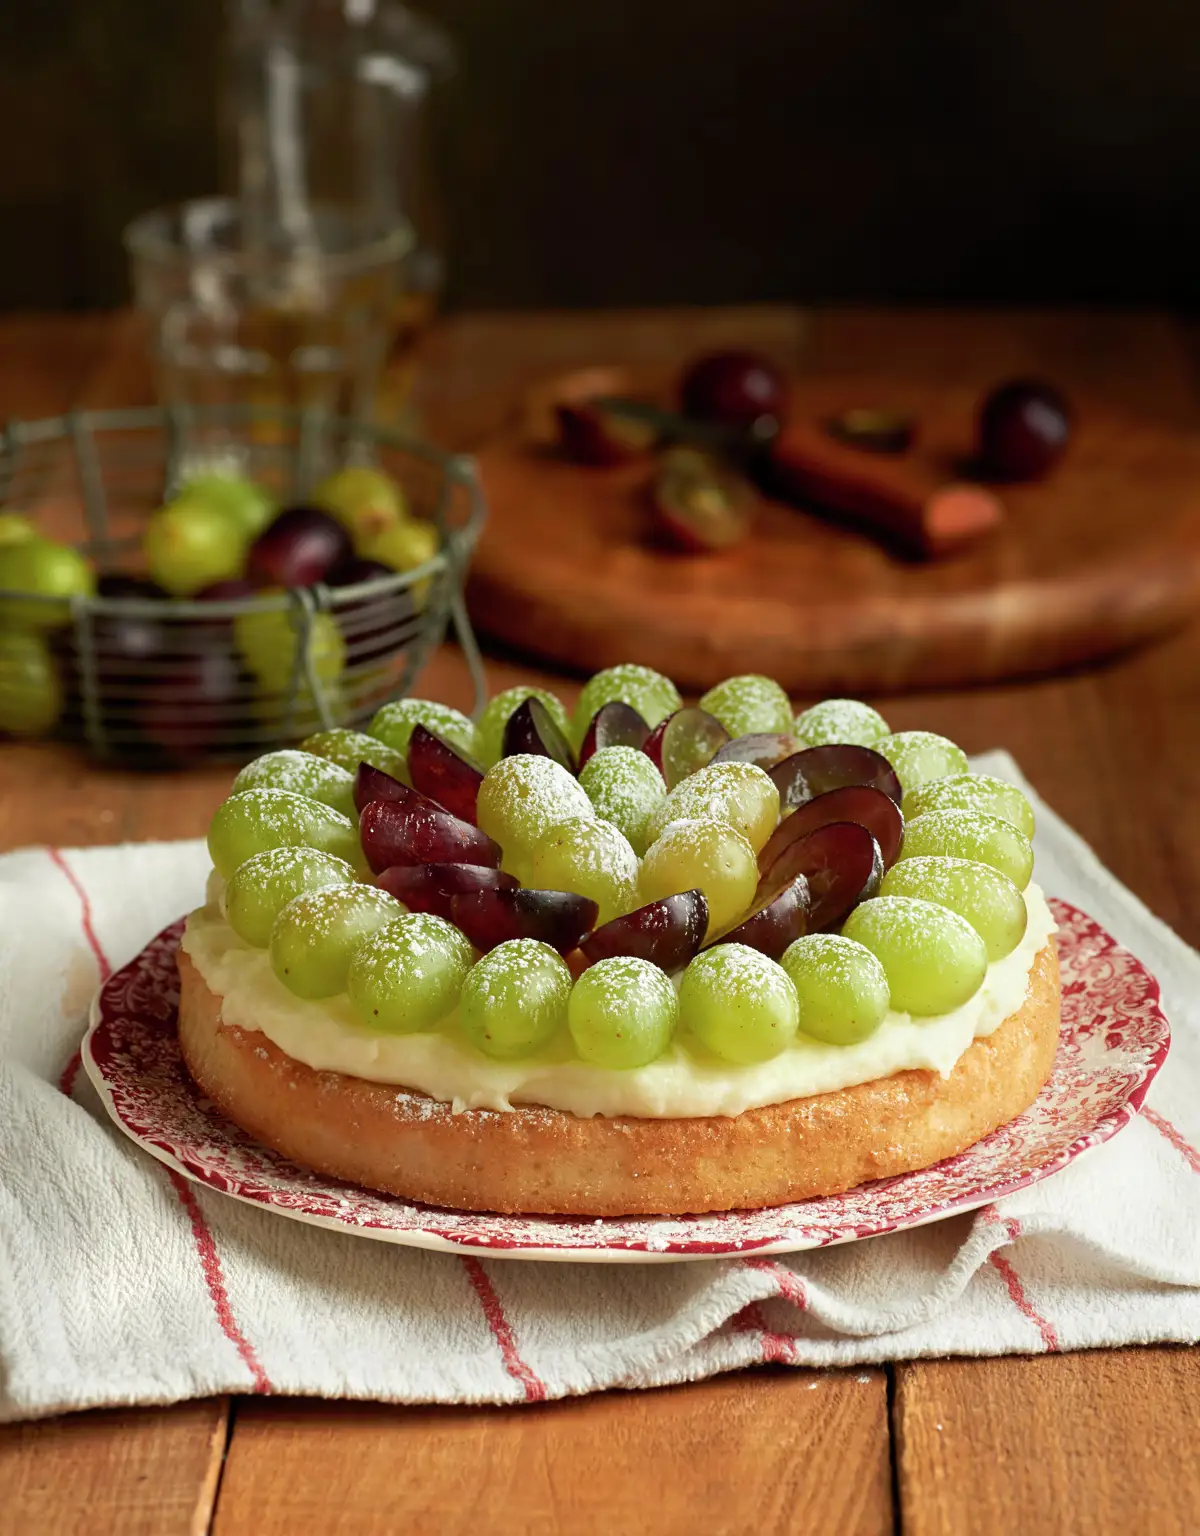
[{"xmin": 1, "ymin": 307, "xmax": 1198, "ymax": 1535}]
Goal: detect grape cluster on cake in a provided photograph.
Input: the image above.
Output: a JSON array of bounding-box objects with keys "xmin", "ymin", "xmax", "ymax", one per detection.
[{"xmin": 201, "ymin": 665, "xmax": 1038, "ymax": 1073}]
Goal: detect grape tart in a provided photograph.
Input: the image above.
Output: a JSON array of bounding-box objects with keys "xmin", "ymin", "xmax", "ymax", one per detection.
[{"xmin": 179, "ymin": 672, "xmax": 1060, "ymax": 1217}]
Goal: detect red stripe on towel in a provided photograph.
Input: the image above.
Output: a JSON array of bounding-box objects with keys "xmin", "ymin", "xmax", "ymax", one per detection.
[
  {"xmin": 50, "ymin": 847, "xmax": 272, "ymax": 1391},
  {"xmin": 1143, "ymin": 1107, "xmax": 1200, "ymax": 1175},
  {"xmin": 461, "ymin": 1256, "xmax": 547, "ymax": 1402},
  {"xmin": 987, "ymin": 1218, "xmax": 1059, "ymax": 1352}
]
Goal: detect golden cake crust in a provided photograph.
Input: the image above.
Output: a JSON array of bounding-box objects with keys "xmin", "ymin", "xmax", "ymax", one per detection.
[{"xmin": 177, "ymin": 941, "xmax": 1060, "ymax": 1216}]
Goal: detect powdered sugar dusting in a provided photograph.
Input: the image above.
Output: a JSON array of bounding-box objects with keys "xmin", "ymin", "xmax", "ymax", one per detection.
[
  {"xmin": 477, "ymin": 754, "xmax": 594, "ymax": 847},
  {"xmin": 573, "ymin": 665, "xmax": 681, "ymax": 741},
  {"xmin": 579, "ymin": 746, "xmax": 665, "ymax": 856},
  {"xmin": 651, "ymin": 761, "xmax": 778, "ymax": 845},
  {"xmin": 903, "ymin": 772, "xmax": 1036, "ymax": 838},
  {"xmin": 698, "ymin": 674, "xmax": 793, "ymax": 738},
  {"xmin": 233, "ymin": 750, "xmax": 355, "ymax": 809},
  {"xmin": 793, "ymin": 698, "xmax": 889, "ymax": 748},
  {"xmin": 876, "ymin": 731, "xmax": 969, "ymax": 793},
  {"xmin": 369, "ymin": 698, "xmax": 477, "ymax": 758}
]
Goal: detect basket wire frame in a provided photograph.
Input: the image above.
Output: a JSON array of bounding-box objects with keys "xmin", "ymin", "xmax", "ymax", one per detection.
[{"xmin": 0, "ymin": 404, "xmax": 487, "ymax": 764}]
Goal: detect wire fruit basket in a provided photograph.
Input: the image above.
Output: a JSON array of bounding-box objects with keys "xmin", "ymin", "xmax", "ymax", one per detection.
[{"xmin": 0, "ymin": 404, "xmax": 487, "ymax": 765}]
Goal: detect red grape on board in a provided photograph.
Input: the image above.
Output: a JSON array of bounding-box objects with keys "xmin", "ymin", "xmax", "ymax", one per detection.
[
  {"xmin": 679, "ymin": 350, "xmax": 787, "ymax": 430},
  {"xmin": 977, "ymin": 379, "xmax": 1071, "ymax": 482}
]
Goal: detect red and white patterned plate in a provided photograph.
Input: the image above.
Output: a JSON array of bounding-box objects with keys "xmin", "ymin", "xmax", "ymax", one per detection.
[{"xmin": 82, "ymin": 899, "xmax": 1169, "ymax": 1263}]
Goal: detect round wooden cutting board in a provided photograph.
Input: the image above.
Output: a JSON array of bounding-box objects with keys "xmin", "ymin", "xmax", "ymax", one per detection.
[{"xmin": 468, "ymin": 370, "xmax": 1200, "ymax": 693}]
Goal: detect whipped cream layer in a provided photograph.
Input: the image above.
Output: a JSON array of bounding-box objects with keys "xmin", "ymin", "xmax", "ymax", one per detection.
[{"xmin": 182, "ymin": 880, "xmax": 1056, "ymax": 1120}]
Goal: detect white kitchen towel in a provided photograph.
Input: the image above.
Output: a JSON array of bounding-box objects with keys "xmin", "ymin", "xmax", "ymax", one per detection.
[{"xmin": 2, "ymin": 751, "xmax": 1198, "ymax": 1421}]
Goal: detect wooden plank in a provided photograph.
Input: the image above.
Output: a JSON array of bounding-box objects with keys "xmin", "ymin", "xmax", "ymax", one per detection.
[
  {"xmin": 894, "ymin": 1350, "xmax": 1200, "ymax": 1536},
  {"xmin": 214, "ymin": 1372, "xmax": 892, "ymax": 1536},
  {"xmin": 0, "ymin": 1399, "xmax": 230, "ymax": 1536}
]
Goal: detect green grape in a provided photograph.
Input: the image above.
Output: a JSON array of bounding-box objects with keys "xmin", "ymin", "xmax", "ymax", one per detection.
[
  {"xmin": 348, "ymin": 912, "xmax": 473, "ymax": 1033},
  {"xmin": 880, "ymin": 855, "xmax": 1027, "ymax": 962},
  {"xmin": 0, "ymin": 537, "xmax": 95, "ymax": 628},
  {"xmin": 841, "ymin": 896, "xmax": 987, "ymax": 1016},
  {"xmin": 360, "ymin": 519, "xmax": 438, "ymax": 590},
  {"xmin": 459, "ymin": 938, "xmax": 572, "ymax": 1059},
  {"xmin": 176, "ymin": 474, "xmax": 275, "ymax": 539},
  {"xmin": 475, "ymin": 686, "xmax": 571, "ymax": 768},
  {"xmin": 639, "ymin": 817, "xmax": 758, "ymax": 937},
  {"xmin": 528, "ymin": 817, "xmax": 639, "ymax": 926},
  {"xmin": 234, "ymin": 607, "xmax": 346, "ymax": 694},
  {"xmin": 0, "ymin": 630, "xmax": 62, "ymax": 735},
  {"xmin": 900, "ymin": 809, "xmax": 1033, "ymax": 892},
  {"xmin": 680, "ymin": 943, "xmax": 799, "ymax": 1064},
  {"xmin": 368, "ymin": 697, "xmax": 477, "ymax": 760},
  {"xmin": 793, "ymin": 698, "xmax": 889, "ymax": 748},
  {"xmin": 301, "ymin": 727, "xmax": 407, "ymax": 781},
  {"xmin": 270, "ymin": 883, "xmax": 403, "ymax": 999},
  {"xmin": 313, "ymin": 465, "xmax": 406, "ymax": 547},
  {"xmin": 699, "ymin": 674, "xmax": 793, "ymax": 739},
  {"xmin": 648, "ymin": 760, "xmax": 780, "ymax": 852},
  {"xmin": 568, "ymin": 957, "xmax": 679, "ymax": 1069},
  {"xmin": 780, "ymin": 934, "xmax": 891, "ymax": 1045},
  {"xmin": 578, "ymin": 745, "xmax": 666, "ymax": 856},
  {"xmin": 232, "ymin": 749, "xmax": 357, "ymax": 819},
  {"xmin": 902, "ymin": 772, "xmax": 1035, "ymax": 840},
  {"xmin": 876, "ymin": 731, "xmax": 969, "ymax": 794},
  {"xmin": 206, "ymin": 788, "xmax": 361, "ymax": 880},
  {"xmin": 0, "ymin": 512, "xmax": 37, "ymax": 547},
  {"xmin": 571, "ymin": 665, "xmax": 681, "ymax": 748},
  {"xmin": 143, "ymin": 500, "xmax": 245, "ymax": 597},
  {"xmin": 225, "ymin": 846, "xmax": 356, "ymax": 947},
  {"xmin": 476, "ymin": 754, "xmax": 593, "ymax": 867}
]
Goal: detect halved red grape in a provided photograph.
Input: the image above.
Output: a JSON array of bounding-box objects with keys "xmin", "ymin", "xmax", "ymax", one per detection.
[
  {"xmin": 450, "ymin": 887, "xmax": 598, "ymax": 955},
  {"xmin": 578, "ymin": 700, "xmax": 651, "ymax": 769},
  {"xmin": 716, "ymin": 876, "xmax": 810, "ymax": 959},
  {"xmin": 759, "ymin": 821, "xmax": 883, "ymax": 932},
  {"xmin": 407, "ymin": 724, "xmax": 485, "ymax": 824},
  {"xmin": 643, "ymin": 707, "xmax": 729, "ymax": 789},
  {"xmin": 711, "ymin": 731, "xmax": 799, "ymax": 772},
  {"xmin": 769, "ymin": 743, "xmax": 902, "ymax": 814},
  {"xmin": 354, "ymin": 761, "xmax": 412, "ymax": 815},
  {"xmin": 651, "ymin": 447, "xmax": 755, "ymax": 553},
  {"xmin": 501, "ymin": 695, "xmax": 577, "ymax": 773},
  {"xmin": 359, "ymin": 797, "xmax": 502, "ymax": 873},
  {"xmin": 557, "ymin": 400, "xmax": 657, "ymax": 466},
  {"xmin": 376, "ymin": 861, "xmax": 518, "ymax": 920},
  {"xmin": 759, "ymin": 784, "xmax": 904, "ymax": 875},
  {"xmin": 247, "ymin": 506, "xmax": 352, "ymax": 588},
  {"xmin": 580, "ymin": 889, "xmax": 709, "ymax": 971}
]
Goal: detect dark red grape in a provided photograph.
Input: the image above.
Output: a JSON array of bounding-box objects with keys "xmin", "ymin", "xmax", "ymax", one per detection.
[
  {"xmin": 578, "ymin": 700, "xmax": 651, "ymax": 769},
  {"xmin": 711, "ymin": 732, "xmax": 799, "ymax": 772},
  {"xmin": 328, "ymin": 559, "xmax": 417, "ymax": 666},
  {"xmin": 759, "ymin": 784, "xmax": 904, "ymax": 875},
  {"xmin": 680, "ymin": 350, "xmax": 787, "ymax": 429},
  {"xmin": 96, "ymin": 574, "xmax": 169, "ymax": 601},
  {"xmin": 651, "ymin": 447, "xmax": 755, "ymax": 553},
  {"xmin": 354, "ymin": 761, "xmax": 412, "ymax": 815},
  {"xmin": 643, "ymin": 707, "xmax": 728, "ymax": 789},
  {"xmin": 580, "ymin": 889, "xmax": 709, "ymax": 971},
  {"xmin": 769, "ymin": 744, "xmax": 902, "ymax": 814},
  {"xmin": 557, "ymin": 401, "xmax": 657, "ymax": 466},
  {"xmin": 717, "ymin": 876, "xmax": 810, "ymax": 959},
  {"xmin": 376, "ymin": 862, "xmax": 518, "ymax": 920},
  {"xmin": 978, "ymin": 379, "xmax": 1071, "ymax": 482},
  {"xmin": 359, "ymin": 796, "xmax": 502, "ymax": 873},
  {"xmin": 407, "ymin": 724, "xmax": 485, "ymax": 824},
  {"xmin": 246, "ymin": 506, "xmax": 352, "ymax": 588},
  {"xmin": 193, "ymin": 579, "xmax": 258, "ymax": 603},
  {"xmin": 450, "ymin": 887, "xmax": 598, "ymax": 955},
  {"xmin": 136, "ymin": 644, "xmax": 245, "ymax": 761},
  {"xmin": 759, "ymin": 821, "xmax": 883, "ymax": 932},
  {"xmin": 502, "ymin": 696, "xmax": 576, "ymax": 774}
]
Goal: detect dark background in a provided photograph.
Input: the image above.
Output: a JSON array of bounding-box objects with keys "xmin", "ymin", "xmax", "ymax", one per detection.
[{"xmin": 2, "ymin": 0, "xmax": 1195, "ymax": 312}]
